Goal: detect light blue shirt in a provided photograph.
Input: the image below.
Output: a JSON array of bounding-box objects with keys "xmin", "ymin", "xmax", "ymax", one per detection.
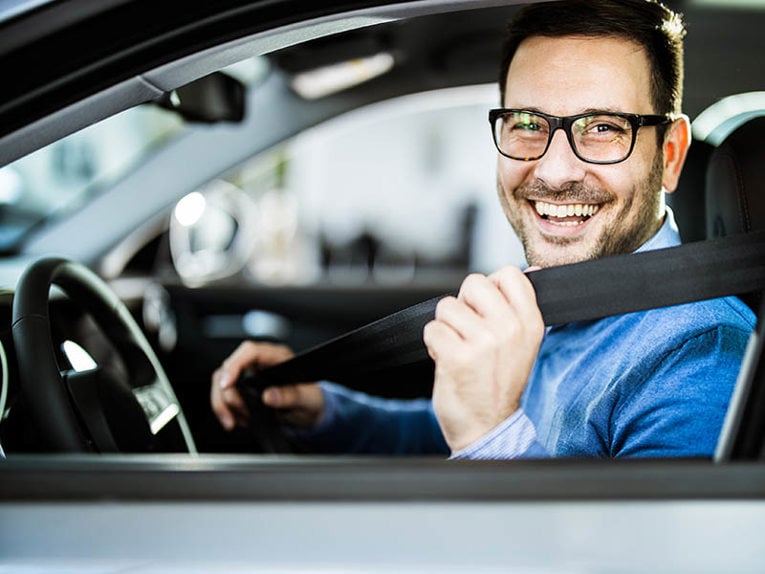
[{"xmin": 294, "ymin": 213, "xmax": 756, "ymax": 458}]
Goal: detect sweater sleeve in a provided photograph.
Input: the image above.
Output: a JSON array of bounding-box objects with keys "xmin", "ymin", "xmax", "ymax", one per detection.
[
  {"xmin": 295, "ymin": 383, "xmax": 549, "ymax": 459},
  {"xmin": 289, "ymin": 382, "xmax": 449, "ymax": 455}
]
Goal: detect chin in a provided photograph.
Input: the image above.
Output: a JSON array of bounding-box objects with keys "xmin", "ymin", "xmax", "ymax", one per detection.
[{"xmin": 525, "ymin": 240, "xmax": 597, "ymax": 268}]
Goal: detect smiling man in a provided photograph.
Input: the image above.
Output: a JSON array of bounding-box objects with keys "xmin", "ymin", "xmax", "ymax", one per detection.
[
  {"xmin": 496, "ymin": 33, "xmax": 673, "ymax": 268},
  {"xmin": 212, "ymin": 0, "xmax": 755, "ymax": 459}
]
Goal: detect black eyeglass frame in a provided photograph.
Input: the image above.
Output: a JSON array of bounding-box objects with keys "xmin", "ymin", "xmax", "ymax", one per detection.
[{"xmin": 488, "ymin": 108, "xmax": 673, "ymax": 165}]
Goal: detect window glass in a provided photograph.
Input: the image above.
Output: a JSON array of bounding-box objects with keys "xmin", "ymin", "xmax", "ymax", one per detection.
[
  {"xmin": 169, "ymin": 85, "xmax": 526, "ymax": 286},
  {"xmin": 0, "ymin": 105, "xmax": 184, "ymax": 250}
]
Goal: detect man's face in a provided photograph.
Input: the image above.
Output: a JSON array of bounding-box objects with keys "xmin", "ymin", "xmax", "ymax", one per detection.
[{"xmin": 498, "ymin": 35, "xmax": 667, "ymax": 268}]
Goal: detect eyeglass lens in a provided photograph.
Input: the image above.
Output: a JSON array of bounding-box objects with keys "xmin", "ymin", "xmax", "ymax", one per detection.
[{"xmin": 494, "ymin": 111, "xmax": 634, "ymax": 163}]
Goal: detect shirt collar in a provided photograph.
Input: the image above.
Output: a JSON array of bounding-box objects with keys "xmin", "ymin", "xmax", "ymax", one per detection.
[{"xmin": 634, "ymin": 206, "xmax": 681, "ymax": 254}]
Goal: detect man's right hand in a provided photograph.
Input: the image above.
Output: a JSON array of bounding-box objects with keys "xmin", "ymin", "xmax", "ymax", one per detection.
[{"xmin": 210, "ymin": 341, "xmax": 324, "ymax": 431}]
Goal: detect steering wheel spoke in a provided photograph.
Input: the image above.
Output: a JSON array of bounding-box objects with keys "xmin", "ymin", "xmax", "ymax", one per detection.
[{"xmin": 133, "ymin": 381, "xmax": 181, "ymax": 436}]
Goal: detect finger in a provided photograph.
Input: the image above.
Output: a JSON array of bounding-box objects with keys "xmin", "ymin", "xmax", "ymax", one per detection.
[
  {"xmin": 219, "ymin": 341, "xmax": 294, "ymax": 389},
  {"xmin": 423, "ymin": 318, "xmax": 463, "ymax": 361},
  {"xmin": 262, "ymin": 383, "xmax": 312, "ymax": 409},
  {"xmin": 490, "ymin": 265, "xmax": 537, "ymax": 307},
  {"xmin": 434, "ymin": 296, "xmax": 486, "ymax": 341},
  {"xmin": 212, "ymin": 366, "xmax": 234, "ymax": 391},
  {"xmin": 224, "ymin": 386, "xmax": 250, "ymax": 418},
  {"xmin": 262, "ymin": 383, "xmax": 324, "ymax": 428},
  {"xmin": 229, "ymin": 391, "xmax": 251, "ymax": 428},
  {"xmin": 212, "ymin": 364, "xmax": 254, "ymax": 427},
  {"xmin": 262, "ymin": 386, "xmax": 285, "ymax": 408},
  {"xmin": 490, "ymin": 266, "xmax": 544, "ymax": 329},
  {"xmin": 211, "ymin": 381, "xmax": 238, "ymax": 430},
  {"xmin": 457, "ymin": 272, "xmax": 511, "ymax": 319},
  {"xmin": 217, "ymin": 342, "xmax": 255, "ymax": 389}
]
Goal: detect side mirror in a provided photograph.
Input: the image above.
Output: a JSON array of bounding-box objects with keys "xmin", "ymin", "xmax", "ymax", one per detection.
[{"xmin": 156, "ymin": 72, "xmax": 246, "ymax": 123}]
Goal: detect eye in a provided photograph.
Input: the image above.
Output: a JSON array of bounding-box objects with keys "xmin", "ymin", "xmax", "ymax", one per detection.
[
  {"xmin": 592, "ymin": 122, "xmax": 624, "ymax": 134},
  {"xmin": 573, "ymin": 114, "xmax": 632, "ymax": 143},
  {"xmin": 514, "ymin": 120, "xmax": 541, "ymax": 131},
  {"xmin": 508, "ymin": 113, "xmax": 546, "ymax": 134},
  {"xmin": 579, "ymin": 115, "xmax": 630, "ymax": 137}
]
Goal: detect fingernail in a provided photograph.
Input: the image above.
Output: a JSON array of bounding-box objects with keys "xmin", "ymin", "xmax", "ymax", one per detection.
[
  {"xmin": 221, "ymin": 415, "xmax": 233, "ymax": 430},
  {"xmin": 219, "ymin": 372, "xmax": 231, "ymax": 388}
]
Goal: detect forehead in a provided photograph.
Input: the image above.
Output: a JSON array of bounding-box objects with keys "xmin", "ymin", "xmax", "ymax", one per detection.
[{"xmin": 504, "ymin": 35, "xmax": 654, "ymax": 115}]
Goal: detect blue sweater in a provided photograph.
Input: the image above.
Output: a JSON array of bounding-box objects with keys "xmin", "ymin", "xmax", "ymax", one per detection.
[{"xmin": 295, "ymin": 219, "xmax": 756, "ymax": 459}]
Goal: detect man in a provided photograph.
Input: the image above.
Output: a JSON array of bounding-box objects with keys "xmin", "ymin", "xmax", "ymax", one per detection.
[{"xmin": 211, "ymin": 0, "xmax": 755, "ymax": 458}]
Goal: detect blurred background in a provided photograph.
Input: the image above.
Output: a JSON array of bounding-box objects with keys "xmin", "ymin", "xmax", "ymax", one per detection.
[{"xmin": 1, "ymin": 77, "xmax": 524, "ymax": 289}]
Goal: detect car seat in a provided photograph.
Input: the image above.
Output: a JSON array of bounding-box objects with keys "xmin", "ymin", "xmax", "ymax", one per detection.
[
  {"xmin": 705, "ymin": 116, "xmax": 765, "ymax": 238},
  {"xmin": 704, "ymin": 115, "xmax": 765, "ymax": 311},
  {"xmin": 669, "ymin": 137, "xmax": 714, "ymax": 244}
]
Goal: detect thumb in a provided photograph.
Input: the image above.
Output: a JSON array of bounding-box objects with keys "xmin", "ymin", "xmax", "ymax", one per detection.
[
  {"xmin": 262, "ymin": 383, "xmax": 324, "ymax": 428},
  {"xmin": 262, "ymin": 385, "xmax": 302, "ymax": 409}
]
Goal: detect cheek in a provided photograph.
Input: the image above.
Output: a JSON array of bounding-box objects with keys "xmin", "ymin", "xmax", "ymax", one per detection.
[
  {"xmin": 496, "ymin": 157, "xmax": 527, "ymax": 193},
  {"xmin": 594, "ymin": 159, "xmax": 649, "ymax": 205},
  {"xmin": 597, "ymin": 173, "xmax": 629, "ymax": 201},
  {"xmin": 618, "ymin": 140, "xmax": 661, "ymax": 191}
]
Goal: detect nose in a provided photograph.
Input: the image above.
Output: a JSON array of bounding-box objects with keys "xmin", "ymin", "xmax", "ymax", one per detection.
[{"xmin": 532, "ymin": 128, "xmax": 587, "ymax": 188}]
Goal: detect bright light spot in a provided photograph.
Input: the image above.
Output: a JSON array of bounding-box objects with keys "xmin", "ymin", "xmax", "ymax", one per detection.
[
  {"xmin": 662, "ymin": 12, "xmax": 685, "ymax": 38},
  {"xmin": 0, "ymin": 167, "xmax": 21, "ymax": 204},
  {"xmin": 291, "ymin": 52, "xmax": 395, "ymax": 100},
  {"xmin": 149, "ymin": 404, "xmax": 180, "ymax": 435},
  {"xmin": 62, "ymin": 340, "xmax": 97, "ymax": 372},
  {"xmin": 174, "ymin": 192, "xmax": 207, "ymax": 227},
  {"xmin": 243, "ymin": 310, "xmax": 290, "ymax": 339}
]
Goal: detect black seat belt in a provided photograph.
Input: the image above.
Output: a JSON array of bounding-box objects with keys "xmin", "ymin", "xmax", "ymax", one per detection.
[{"xmin": 243, "ymin": 231, "xmax": 765, "ymax": 392}]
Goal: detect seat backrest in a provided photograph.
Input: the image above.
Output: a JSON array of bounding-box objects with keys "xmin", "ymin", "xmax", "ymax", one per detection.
[
  {"xmin": 705, "ymin": 115, "xmax": 765, "ymax": 311},
  {"xmin": 668, "ymin": 137, "xmax": 714, "ymax": 244},
  {"xmin": 705, "ymin": 115, "xmax": 765, "ymax": 238}
]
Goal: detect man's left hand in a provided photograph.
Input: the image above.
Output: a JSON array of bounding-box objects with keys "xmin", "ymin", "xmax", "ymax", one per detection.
[{"xmin": 423, "ymin": 266, "xmax": 544, "ymax": 452}]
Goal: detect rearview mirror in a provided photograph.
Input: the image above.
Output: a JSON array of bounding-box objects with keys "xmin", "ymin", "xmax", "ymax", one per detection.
[{"xmin": 156, "ymin": 72, "xmax": 246, "ymax": 123}]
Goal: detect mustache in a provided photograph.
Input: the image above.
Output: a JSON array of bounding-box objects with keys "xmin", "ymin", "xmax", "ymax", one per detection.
[{"xmin": 514, "ymin": 180, "xmax": 611, "ymax": 204}]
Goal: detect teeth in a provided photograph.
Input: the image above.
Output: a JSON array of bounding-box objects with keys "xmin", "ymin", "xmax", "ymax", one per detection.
[{"xmin": 533, "ymin": 201, "xmax": 599, "ymax": 219}]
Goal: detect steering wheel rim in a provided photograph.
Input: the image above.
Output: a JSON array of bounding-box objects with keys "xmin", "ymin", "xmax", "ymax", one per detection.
[{"xmin": 12, "ymin": 257, "xmax": 196, "ymax": 453}]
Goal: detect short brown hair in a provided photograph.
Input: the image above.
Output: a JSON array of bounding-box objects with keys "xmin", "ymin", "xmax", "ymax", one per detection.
[{"xmin": 499, "ymin": 0, "xmax": 686, "ymax": 116}]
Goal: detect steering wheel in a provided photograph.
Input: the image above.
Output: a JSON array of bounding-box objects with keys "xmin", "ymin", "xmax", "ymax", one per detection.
[{"xmin": 12, "ymin": 258, "xmax": 196, "ymax": 453}]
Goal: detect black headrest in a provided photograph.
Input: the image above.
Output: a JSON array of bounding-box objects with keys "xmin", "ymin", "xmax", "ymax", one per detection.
[{"xmin": 705, "ymin": 116, "xmax": 765, "ymax": 239}]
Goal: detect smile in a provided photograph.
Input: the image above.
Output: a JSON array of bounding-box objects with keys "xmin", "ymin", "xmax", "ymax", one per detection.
[{"xmin": 533, "ymin": 200, "xmax": 600, "ymax": 227}]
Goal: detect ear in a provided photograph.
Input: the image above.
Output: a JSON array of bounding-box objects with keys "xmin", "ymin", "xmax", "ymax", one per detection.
[{"xmin": 661, "ymin": 114, "xmax": 691, "ymax": 194}]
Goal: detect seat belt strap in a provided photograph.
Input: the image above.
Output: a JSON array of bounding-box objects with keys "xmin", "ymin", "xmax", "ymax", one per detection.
[{"xmin": 245, "ymin": 231, "xmax": 765, "ymax": 390}]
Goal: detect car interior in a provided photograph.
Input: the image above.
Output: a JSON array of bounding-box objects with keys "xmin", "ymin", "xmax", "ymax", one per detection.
[
  {"xmin": 1, "ymin": 0, "xmax": 765, "ymax": 570},
  {"xmin": 0, "ymin": 0, "xmax": 763, "ymax": 458}
]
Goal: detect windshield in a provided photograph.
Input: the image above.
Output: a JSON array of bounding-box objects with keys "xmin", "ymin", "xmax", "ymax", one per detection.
[{"xmin": 0, "ymin": 105, "xmax": 183, "ymax": 252}]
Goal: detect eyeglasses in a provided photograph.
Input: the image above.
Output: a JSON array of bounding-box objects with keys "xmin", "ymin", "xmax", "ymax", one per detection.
[{"xmin": 489, "ymin": 109, "xmax": 672, "ymax": 165}]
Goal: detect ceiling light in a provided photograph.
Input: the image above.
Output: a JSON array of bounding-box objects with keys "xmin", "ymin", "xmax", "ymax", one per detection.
[
  {"xmin": 174, "ymin": 191, "xmax": 207, "ymax": 227},
  {"xmin": 291, "ymin": 52, "xmax": 395, "ymax": 100}
]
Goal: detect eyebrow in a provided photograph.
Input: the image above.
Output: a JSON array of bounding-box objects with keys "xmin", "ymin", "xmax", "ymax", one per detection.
[{"xmin": 503, "ymin": 106, "xmax": 634, "ymax": 116}]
